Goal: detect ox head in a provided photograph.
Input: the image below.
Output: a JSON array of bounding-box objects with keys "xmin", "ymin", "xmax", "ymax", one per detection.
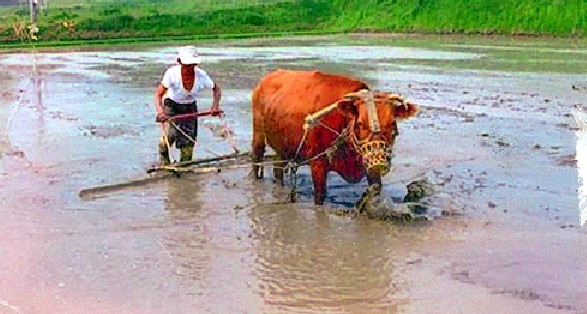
[{"xmin": 338, "ymin": 90, "xmax": 419, "ymax": 178}]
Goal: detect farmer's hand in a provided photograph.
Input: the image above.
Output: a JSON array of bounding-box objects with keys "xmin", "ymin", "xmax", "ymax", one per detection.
[
  {"xmin": 211, "ymin": 108, "xmax": 224, "ymax": 118},
  {"xmin": 156, "ymin": 112, "xmax": 168, "ymax": 123}
]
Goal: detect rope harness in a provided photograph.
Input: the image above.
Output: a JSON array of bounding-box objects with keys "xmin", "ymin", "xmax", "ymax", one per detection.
[
  {"xmin": 347, "ymin": 91, "xmax": 393, "ymax": 175},
  {"xmin": 282, "ymin": 90, "xmax": 400, "ymax": 201},
  {"xmin": 167, "ymin": 90, "xmax": 404, "ymax": 204}
]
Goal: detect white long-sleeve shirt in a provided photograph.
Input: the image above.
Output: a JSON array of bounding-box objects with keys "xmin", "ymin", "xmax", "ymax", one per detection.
[{"xmin": 161, "ymin": 65, "xmax": 214, "ymax": 104}]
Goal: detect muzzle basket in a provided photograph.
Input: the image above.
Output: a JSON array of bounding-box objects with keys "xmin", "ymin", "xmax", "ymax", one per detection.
[{"xmin": 356, "ymin": 140, "xmax": 391, "ymax": 175}]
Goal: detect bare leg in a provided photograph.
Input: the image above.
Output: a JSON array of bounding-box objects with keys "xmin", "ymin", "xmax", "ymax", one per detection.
[
  {"xmin": 180, "ymin": 144, "xmax": 194, "ymax": 162},
  {"xmin": 158, "ymin": 136, "xmax": 171, "ymax": 165},
  {"xmin": 158, "ymin": 122, "xmax": 172, "ymax": 165}
]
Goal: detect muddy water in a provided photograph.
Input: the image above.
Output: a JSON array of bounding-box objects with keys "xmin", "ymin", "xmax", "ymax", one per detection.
[{"xmin": 0, "ymin": 35, "xmax": 586, "ymax": 313}]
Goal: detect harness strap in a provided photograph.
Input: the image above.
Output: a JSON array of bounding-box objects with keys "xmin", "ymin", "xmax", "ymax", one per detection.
[
  {"xmin": 364, "ymin": 91, "xmax": 380, "ymax": 134},
  {"xmin": 303, "ymin": 102, "xmax": 340, "ymax": 130}
]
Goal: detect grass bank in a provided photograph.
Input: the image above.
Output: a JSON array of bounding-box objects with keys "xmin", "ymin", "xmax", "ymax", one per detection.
[
  {"xmin": 331, "ymin": 0, "xmax": 584, "ymax": 36},
  {"xmin": 0, "ymin": 0, "xmax": 584, "ymax": 47}
]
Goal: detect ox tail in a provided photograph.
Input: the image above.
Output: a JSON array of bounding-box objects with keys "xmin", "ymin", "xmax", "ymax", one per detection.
[{"xmin": 251, "ymin": 86, "xmax": 266, "ymax": 179}]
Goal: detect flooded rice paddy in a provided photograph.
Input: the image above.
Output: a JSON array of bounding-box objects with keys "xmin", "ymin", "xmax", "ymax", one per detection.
[{"xmin": 0, "ymin": 34, "xmax": 586, "ymax": 313}]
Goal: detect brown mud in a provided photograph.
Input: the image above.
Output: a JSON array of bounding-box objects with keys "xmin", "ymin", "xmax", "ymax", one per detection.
[{"xmin": 0, "ymin": 35, "xmax": 586, "ymax": 314}]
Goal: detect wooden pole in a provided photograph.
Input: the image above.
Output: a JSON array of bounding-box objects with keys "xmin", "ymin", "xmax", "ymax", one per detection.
[
  {"xmin": 146, "ymin": 151, "xmax": 251, "ymax": 173},
  {"xmin": 29, "ymin": 0, "xmax": 38, "ymax": 40},
  {"xmin": 79, "ymin": 151, "xmax": 261, "ymax": 198},
  {"xmin": 78, "ymin": 172, "xmax": 173, "ymax": 198}
]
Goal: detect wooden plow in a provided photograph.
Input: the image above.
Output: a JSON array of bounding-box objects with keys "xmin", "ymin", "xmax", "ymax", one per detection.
[
  {"xmin": 78, "ymin": 109, "xmax": 252, "ymax": 198},
  {"xmin": 78, "ymin": 151, "xmax": 262, "ymax": 198}
]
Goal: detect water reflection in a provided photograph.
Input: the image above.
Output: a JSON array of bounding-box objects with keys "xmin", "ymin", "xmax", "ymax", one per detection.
[
  {"xmin": 573, "ymin": 106, "xmax": 587, "ymax": 228},
  {"xmin": 1, "ymin": 54, "xmax": 45, "ymax": 160},
  {"xmin": 158, "ymin": 171, "xmax": 419, "ymax": 313},
  {"xmin": 248, "ymin": 203, "xmax": 403, "ymax": 313},
  {"xmin": 159, "ymin": 176, "xmax": 212, "ymax": 287},
  {"xmin": 33, "ymin": 62, "xmax": 46, "ymax": 143}
]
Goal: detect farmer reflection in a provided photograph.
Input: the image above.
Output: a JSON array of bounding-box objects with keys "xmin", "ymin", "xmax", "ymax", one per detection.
[
  {"xmin": 155, "ymin": 45, "xmax": 222, "ymax": 164},
  {"xmin": 160, "ymin": 176, "xmax": 211, "ymax": 286}
]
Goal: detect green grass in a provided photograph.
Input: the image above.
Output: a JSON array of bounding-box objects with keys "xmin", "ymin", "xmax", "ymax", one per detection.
[
  {"xmin": 0, "ymin": 0, "xmax": 584, "ymax": 47},
  {"xmin": 329, "ymin": 0, "xmax": 585, "ymax": 35}
]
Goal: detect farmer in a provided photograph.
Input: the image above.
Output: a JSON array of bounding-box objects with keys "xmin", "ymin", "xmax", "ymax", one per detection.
[{"xmin": 154, "ymin": 45, "xmax": 222, "ymax": 164}]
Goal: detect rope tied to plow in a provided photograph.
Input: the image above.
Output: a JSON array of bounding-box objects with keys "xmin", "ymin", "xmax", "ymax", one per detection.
[{"xmin": 167, "ymin": 115, "xmax": 241, "ymax": 159}]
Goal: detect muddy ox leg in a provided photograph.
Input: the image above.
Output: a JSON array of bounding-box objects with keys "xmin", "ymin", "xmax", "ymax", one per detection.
[
  {"xmin": 356, "ymin": 173, "xmax": 382, "ymax": 213},
  {"xmin": 310, "ymin": 159, "xmax": 328, "ymax": 205},
  {"xmin": 367, "ymin": 175, "xmax": 382, "ymax": 196}
]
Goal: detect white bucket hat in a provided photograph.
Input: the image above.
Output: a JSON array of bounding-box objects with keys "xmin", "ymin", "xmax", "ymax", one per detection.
[{"xmin": 178, "ymin": 45, "xmax": 201, "ymax": 65}]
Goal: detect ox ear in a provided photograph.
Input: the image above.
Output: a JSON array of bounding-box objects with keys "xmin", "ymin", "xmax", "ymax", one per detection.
[{"xmin": 394, "ymin": 101, "xmax": 420, "ymax": 121}]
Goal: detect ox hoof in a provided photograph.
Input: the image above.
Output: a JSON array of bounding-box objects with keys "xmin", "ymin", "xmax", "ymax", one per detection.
[{"xmin": 313, "ymin": 196, "xmax": 325, "ymax": 205}]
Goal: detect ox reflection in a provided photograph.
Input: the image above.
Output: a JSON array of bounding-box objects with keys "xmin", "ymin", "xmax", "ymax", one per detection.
[{"xmin": 251, "ymin": 70, "xmax": 419, "ymax": 206}]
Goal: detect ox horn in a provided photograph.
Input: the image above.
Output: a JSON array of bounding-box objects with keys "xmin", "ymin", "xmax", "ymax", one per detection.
[
  {"xmin": 343, "ymin": 89, "xmax": 369, "ymax": 100},
  {"xmin": 386, "ymin": 93, "xmax": 404, "ymax": 102}
]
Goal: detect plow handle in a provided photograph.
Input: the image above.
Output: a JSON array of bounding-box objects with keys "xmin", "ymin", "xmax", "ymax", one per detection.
[{"xmin": 168, "ymin": 110, "xmax": 224, "ymax": 122}]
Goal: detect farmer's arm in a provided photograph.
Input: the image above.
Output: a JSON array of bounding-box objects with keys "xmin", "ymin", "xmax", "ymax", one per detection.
[
  {"xmin": 155, "ymin": 83, "xmax": 168, "ymax": 122},
  {"xmin": 211, "ymin": 82, "xmax": 221, "ymax": 112}
]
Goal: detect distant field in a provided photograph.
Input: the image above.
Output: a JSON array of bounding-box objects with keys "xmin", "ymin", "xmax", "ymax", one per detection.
[
  {"xmin": 1, "ymin": 0, "xmax": 294, "ymax": 13},
  {"xmin": 0, "ymin": 0, "xmax": 311, "ymax": 45},
  {"xmin": 0, "ymin": 0, "xmax": 584, "ymax": 47}
]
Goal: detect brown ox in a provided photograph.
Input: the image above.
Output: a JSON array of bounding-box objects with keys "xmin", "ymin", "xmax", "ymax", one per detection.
[{"xmin": 251, "ymin": 69, "xmax": 419, "ymax": 205}]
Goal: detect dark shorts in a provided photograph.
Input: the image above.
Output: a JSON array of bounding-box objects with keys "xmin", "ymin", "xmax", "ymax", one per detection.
[{"xmin": 163, "ymin": 99, "xmax": 197, "ymax": 148}]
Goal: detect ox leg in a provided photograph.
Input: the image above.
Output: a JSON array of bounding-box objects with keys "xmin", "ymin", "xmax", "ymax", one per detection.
[
  {"xmin": 310, "ymin": 159, "xmax": 328, "ymax": 205},
  {"xmin": 273, "ymin": 154, "xmax": 285, "ymax": 186}
]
